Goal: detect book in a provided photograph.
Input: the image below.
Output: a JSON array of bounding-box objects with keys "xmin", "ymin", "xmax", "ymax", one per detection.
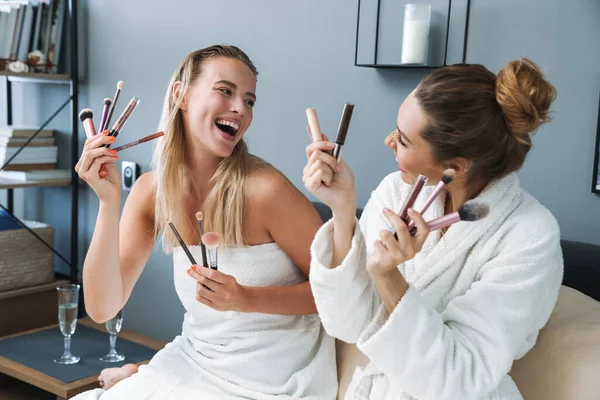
[
  {"xmin": 3, "ymin": 163, "xmax": 56, "ymax": 171},
  {"xmin": 0, "ymin": 145, "xmax": 57, "ymax": 165},
  {"xmin": 0, "ymin": 168, "xmax": 70, "ymax": 181},
  {"xmin": 0, "ymin": 136, "xmax": 55, "ymax": 146},
  {"xmin": 0, "ymin": 126, "xmax": 55, "ymax": 138}
]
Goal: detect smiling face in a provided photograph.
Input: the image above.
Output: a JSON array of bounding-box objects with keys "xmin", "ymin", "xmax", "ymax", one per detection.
[
  {"xmin": 385, "ymin": 89, "xmax": 446, "ymax": 185},
  {"xmin": 178, "ymin": 56, "xmax": 257, "ymax": 158}
]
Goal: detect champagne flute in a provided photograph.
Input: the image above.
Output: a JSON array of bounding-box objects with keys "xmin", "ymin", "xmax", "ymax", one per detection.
[
  {"xmin": 54, "ymin": 284, "xmax": 81, "ymax": 364},
  {"xmin": 100, "ymin": 309, "xmax": 125, "ymax": 362}
]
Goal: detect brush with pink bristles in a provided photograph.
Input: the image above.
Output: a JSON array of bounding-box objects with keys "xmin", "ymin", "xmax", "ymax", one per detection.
[
  {"xmin": 409, "ymin": 200, "xmax": 489, "ymax": 236},
  {"xmin": 195, "ymin": 212, "xmax": 209, "ymax": 268},
  {"xmin": 407, "ymin": 169, "xmax": 456, "ymax": 231},
  {"xmin": 201, "ymin": 232, "xmax": 220, "ymax": 271}
]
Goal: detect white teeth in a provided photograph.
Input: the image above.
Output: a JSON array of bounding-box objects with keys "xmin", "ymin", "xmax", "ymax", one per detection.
[{"xmin": 215, "ymin": 119, "xmax": 240, "ymax": 132}]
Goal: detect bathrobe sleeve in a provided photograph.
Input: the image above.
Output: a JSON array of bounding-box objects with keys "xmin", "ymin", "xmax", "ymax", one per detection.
[
  {"xmin": 309, "ymin": 176, "xmax": 399, "ymax": 343},
  {"xmin": 357, "ymin": 218, "xmax": 564, "ymax": 400}
]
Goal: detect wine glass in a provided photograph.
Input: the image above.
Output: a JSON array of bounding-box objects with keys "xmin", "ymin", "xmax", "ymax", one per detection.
[
  {"xmin": 100, "ymin": 309, "xmax": 125, "ymax": 362},
  {"xmin": 54, "ymin": 284, "xmax": 81, "ymax": 364}
]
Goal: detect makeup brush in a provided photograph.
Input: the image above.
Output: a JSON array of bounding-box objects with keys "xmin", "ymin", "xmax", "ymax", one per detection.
[
  {"xmin": 195, "ymin": 211, "xmax": 209, "ymax": 268},
  {"xmin": 407, "ymin": 169, "xmax": 456, "ymax": 231},
  {"xmin": 398, "ymin": 174, "xmax": 427, "ymax": 221},
  {"xmin": 409, "ymin": 200, "xmax": 489, "ymax": 236},
  {"xmin": 104, "ymin": 96, "xmax": 140, "ymax": 147},
  {"xmin": 393, "ymin": 174, "xmax": 427, "ymax": 240},
  {"xmin": 78, "ymin": 108, "xmax": 97, "ymax": 139},
  {"xmin": 104, "ymin": 81, "xmax": 124, "ymax": 131},
  {"xmin": 113, "ymin": 131, "xmax": 164, "ymax": 152},
  {"xmin": 201, "ymin": 232, "xmax": 220, "ymax": 271},
  {"xmin": 306, "ymin": 108, "xmax": 323, "ymax": 143},
  {"xmin": 98, "ymin": 98, "xmax": 112, "ymax": 133},
  {"xmin": 332, "ymin": 103, "xmax": 354, "ymax": 161},
  {"xmin": 168, "ymin": 222, "xmax": 198, "ymax": 266}
]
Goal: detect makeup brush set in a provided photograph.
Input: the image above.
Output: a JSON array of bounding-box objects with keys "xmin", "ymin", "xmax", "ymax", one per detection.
[
  {"xmin": 305, "ymin": 105, "xmax": 489, "ymax": 236},
  {"xmin": 78, "ymin": 80, "xmax": 164, "ymax": 153},
  {"xmin": 169, "ymin": 211, "xmax": 220, "ymax": 274},
  {"xmin": 393, "ymin": 172, "xmax": 489, "ymax": 239}
]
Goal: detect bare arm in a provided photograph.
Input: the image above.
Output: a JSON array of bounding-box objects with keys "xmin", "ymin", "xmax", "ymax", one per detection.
[{"xmin": 83, "ymin": 172, "xmax": 156, "ymax": 322}]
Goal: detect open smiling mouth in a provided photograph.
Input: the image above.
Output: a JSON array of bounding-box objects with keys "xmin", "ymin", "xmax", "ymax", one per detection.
[{"xmin": 215, "ymin": 119, "xmax": 240, "ymax": 137}]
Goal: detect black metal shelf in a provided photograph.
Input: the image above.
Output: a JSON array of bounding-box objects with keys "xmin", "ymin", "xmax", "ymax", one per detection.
[
  {"xmin": 354, "ymin": 0, "xmax": 472, "ymax": 68},
  {"xmin": 1, "ymin": 0, "xmax": 80, "ymax": 285},
  {"xmin": 355, "ymin": 63, "xmax": 443, "ymax": 69}
]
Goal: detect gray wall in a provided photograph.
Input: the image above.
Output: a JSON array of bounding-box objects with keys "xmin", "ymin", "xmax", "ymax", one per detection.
[{"xmin": 2, "ymin": 0, "xmax": 599, "ymax": 340}]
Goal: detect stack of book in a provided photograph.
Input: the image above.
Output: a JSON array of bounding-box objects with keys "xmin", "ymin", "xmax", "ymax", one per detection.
[{"xmin": 0, "ymin": 126, "xmax": 70, "ymax": 180}]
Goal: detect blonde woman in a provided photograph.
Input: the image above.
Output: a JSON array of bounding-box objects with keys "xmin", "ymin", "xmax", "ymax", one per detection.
[{"xmin": 73, "ymin": 45, "xmax": 337, "ymax": 399}]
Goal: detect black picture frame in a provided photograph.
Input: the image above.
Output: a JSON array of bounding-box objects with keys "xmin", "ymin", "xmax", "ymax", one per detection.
[{"xmin": 593, "ymin": 92, "xmax": 600, "ymax": 194}]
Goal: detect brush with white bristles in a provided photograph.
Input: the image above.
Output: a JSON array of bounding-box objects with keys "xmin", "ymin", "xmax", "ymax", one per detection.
[
  {"xmin": 104, "ymin": 80, "xmax": 124, "ymax": 132},
  {"xmin": 201, "ymin": 232, "xmax": 220, "ymax": 271},
  {"xmin": 195, "ymin": 211, "xmax": 209, "ymax": 268},
  {"xmin": 407, "ymin": 169, "xmax": 456, "ymax": 231},
  {"xmin": 409, "ymin": 200, "xmax": 489, "ymax": 236}
]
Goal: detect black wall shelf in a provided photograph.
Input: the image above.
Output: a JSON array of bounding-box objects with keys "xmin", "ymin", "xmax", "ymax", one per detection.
[{"xmin": 354, "ymin": 0, "xmax": 471, "ymax": 68}]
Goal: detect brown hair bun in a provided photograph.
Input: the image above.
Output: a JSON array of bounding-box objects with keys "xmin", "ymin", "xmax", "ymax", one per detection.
[{"xmin": 495, "ymin": 58, "xmax": 556, "ymax": 143}]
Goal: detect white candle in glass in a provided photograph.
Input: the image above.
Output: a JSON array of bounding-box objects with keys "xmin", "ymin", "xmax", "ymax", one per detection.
[{"xmin": 401, "ymin": 4, "xmax": 432, "ymax": 65}]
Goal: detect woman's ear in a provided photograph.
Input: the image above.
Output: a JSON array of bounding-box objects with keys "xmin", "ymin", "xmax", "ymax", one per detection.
[
  {"xmin": 446, "ymin": 158, "xmax": 471, "ymax": 179},
  {"xmin": 173, "ymin": 82, "xmax": 187, "ymax": 111}
]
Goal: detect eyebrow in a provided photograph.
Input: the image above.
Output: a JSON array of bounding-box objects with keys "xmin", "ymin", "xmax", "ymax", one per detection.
[
  {"xmin": 397, "ymin": 125, "xmax": 411, "ymax": 144},
  {"xmin": 215, "ymin": 80, "xmax": 256, "ymax": 100}
]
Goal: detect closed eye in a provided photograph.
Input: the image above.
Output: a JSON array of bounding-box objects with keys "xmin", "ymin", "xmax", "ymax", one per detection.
[{"xmin": 397, "ymin": 134, "xmax": 406, "ymax": 147}]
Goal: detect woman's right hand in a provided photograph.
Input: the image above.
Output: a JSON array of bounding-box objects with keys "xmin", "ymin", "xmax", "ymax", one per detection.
[
  {"xmin": 75, "ymin": 130, "xmax": 121, "ymax": 202},
  {"xmin": 303, "ymin": 138, "xmax": 357, "ymax": 215}
]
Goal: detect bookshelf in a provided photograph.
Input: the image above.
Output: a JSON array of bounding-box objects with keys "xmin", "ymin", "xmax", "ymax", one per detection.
[{"xmin": 1, "ymin": 0, "xmax": 81, "ymax": 290}]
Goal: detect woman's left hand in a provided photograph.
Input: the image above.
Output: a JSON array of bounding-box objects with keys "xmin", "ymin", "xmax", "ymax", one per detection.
[
  {"xmin": 187, "ymin": 266, "xmax": 249, "ymax": 312},
  {"xmin": 366, "ymin": 208, "xmax": 430, "ymax": 275}
]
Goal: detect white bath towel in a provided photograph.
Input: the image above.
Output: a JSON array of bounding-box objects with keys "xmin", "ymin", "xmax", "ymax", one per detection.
[
  {"xmin": 73, "ymin": 243, "xmax": 337, "ymax": 400},
  {"xmin": 310, "ymin": 172, "xmax": 563, "ymax": 400}
]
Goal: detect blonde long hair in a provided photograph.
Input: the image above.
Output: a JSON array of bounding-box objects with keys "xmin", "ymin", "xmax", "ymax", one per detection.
[{"xmin": 152, "ymin": 45, "xmax": 269, "ymax": 252}]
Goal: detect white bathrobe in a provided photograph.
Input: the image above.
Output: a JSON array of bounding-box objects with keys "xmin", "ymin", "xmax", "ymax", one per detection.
[{"xmin": 310, "ymin": 172, "xmax": 563, "ymax": 400}]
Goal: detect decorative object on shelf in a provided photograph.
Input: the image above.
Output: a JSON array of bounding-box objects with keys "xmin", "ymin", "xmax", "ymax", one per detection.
[
  {"xmin": 27, "ymin": 49, "xmax": 47, "ymax": 72},
  {"xmin": 401, "ymin": 4, "xmax": 431, "ymax": 65},
  {"xmin": 6, "ymin": 60, "xmax": 29, "ymax": 73},
  {"xmin": 592, "ymin": 91, "xmax": 600, "ymax": 194}
]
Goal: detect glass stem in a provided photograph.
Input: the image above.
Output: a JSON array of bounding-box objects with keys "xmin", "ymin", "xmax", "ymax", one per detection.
[
  {"xmin": 64, "ymin": 335, "xmax": 72, "ymax": 356},
  {"xmin": 109, "ymin": 333, "xmax": 117, "ymax": 354}
]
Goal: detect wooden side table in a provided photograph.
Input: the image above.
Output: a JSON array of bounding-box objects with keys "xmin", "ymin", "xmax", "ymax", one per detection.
[{"xmin": 0, "ymin": 318, "xmax": 167, "ymax": 399}]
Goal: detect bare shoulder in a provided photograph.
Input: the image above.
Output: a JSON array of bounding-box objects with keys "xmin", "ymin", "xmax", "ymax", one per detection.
[
  {"xmin": 246, "ymin": 164, "xmax": 321, "ymax": 225},
  {"xmin": 246, "ymin": 166, "xmax": 297, "ymax": 204},
  {"xmin": 123, "ymin": 171, "xmax": 156, "ymax": 221}
]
